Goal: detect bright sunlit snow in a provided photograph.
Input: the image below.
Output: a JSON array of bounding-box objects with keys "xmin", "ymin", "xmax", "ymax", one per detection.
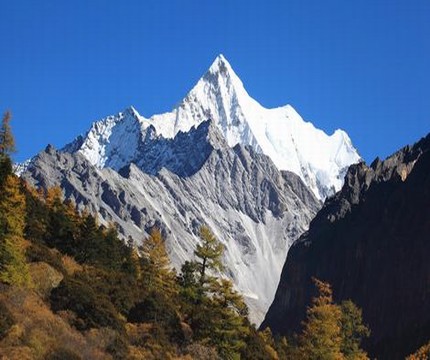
[{"xmin": 73, "ymin": 55, "xmax": 360, "ymax": 200}]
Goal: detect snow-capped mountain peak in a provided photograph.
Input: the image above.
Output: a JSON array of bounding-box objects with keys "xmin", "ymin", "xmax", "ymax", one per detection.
[
  {"xmin": 64, "ymin": 54, "xmax": 360, "ymax": 199},
  {"xmin": 207, "ymin": 53, "xmax": 236, "ymax": 77},
  {"xmin": 65, "ymin": 106, "xmax": 144, "ymax": 169}
]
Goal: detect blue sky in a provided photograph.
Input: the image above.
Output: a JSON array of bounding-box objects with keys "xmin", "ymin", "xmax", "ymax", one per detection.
[{"xmin": 1, "ymin": 0, "xmax": 429, "ymax": 163}]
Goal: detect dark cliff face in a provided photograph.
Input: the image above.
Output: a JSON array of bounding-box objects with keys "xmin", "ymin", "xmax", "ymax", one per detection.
[{"xmin": 262, "ymin": 134, "xmax": 430, "ymax": 360}]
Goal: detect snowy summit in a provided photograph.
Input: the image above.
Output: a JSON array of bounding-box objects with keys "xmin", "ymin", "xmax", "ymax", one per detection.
[{"xmin": 68, "ymin": 54, "xmax": 360, "ymax": 200}]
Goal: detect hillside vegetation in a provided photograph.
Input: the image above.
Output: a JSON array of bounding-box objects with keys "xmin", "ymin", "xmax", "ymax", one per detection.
[{"xmin": 1, "ymin": 112, "xmax": 424, "ymax": 359}]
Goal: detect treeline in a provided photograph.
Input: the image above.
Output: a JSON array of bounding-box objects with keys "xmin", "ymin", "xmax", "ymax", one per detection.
[{"xmin": 1, "ymin": 112, "xmax": 428, "ymax": 359}]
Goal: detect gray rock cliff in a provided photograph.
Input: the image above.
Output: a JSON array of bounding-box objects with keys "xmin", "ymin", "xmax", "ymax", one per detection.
[{"xmin": 22, "ymin": 120, "xmax": 320, "ymax": 325}]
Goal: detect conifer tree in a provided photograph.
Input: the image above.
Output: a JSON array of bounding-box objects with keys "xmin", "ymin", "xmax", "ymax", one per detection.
[
  {"xmin": 76, "ymin": 213, "xmax": 102, "ymax": 264},
  {"xmin": 212, "ymin": 278, "xmax": 248, "ymax": 317},
  {"xmin": 45, "ymin": 187, "xmax": 81, "ymax": 256},
  {"xmin": 209, "ymin": 278, "xmax": 249, "ymax": 358},
  {"xmin": 140, "ymin": 228, "xmax": 177, "ymax": 296},
  {"xmin": 45, "ymin": 186, "xmax": 64, "ymax": 211},
  {"xmin": 0, "ymin": 175, "xmax": 31, "ymax": 286},
  {"xmin": 23, "ymin": 183, "xmax": 49, "ymax": 243},
  {"xmin": 129, "ymin": 229, "xmax": 179, "ymax": 328},
  {"xmin": 102, "ymin": 224, "xmax": 127, "ymax": 271},
  {"xmin": 340, "ymin": 300, "xmax": 370, "ymax": 360},
  {"xmin": 299, "ymin": 278, "xmax": 344, "ymax": 360},
  {"xmin": 125, "ymin": 244, "xmax": 141, "ymax": 280},
  {"xmin": 180, "ymin": 227, "xmax": 251, "ymax": 358},
  {"xmin": 0, "ymin": 111, "xmax": 15, "ymax": 155},
  {"xmin": 0, "ymin": 112, "xmax": 14, "ymax": 187},
  {"xmin": 0, "ymin": 113, "xmax": 30, "ymax": 287},
  {"xmin": 194, "ymin": 225, "xmax": 224, "ymax": 286}
]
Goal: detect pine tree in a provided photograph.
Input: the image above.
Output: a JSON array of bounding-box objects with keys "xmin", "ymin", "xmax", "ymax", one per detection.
[
  {"xmin": 0, "ymin": 111, "xmax": 15, "ymax": 155},
  {"xmin": 45, "ymin": 186, "xmax": 64, "ymax": 211},
  {"xmin": 45, "ymin": 187, "xmax": 81, "ymax": 256},
  {"xmin": 0, "ymin": 112, "xmax": 14, "ymax": 187},
  {"xmin": 102, "ymin": 224, "xmax": 127, "ymax": 271},
  {"xmin": 194, "ymin": 225, "xmax": 224, "ymax": 286},
  {"xmin": 0, "ymin": 175, "xmax": 31, "ymax": 286},
  {"xmin": 140, "ymin": 228, "xmax": 177, "ymax": 296},
  {"xmin": 124, "ymin": 244, "xmax": 141, "ymax": 280},
  {"xmin": 23, "ymin": 183, "xmax": 49, "ymax": 243},
  {"xmin": 299, "ymin": 278, "xmax": 344, "ymax": 360},
  {"xmin": 210, "ymin": 278, "xmax": 249, "ymax": 358},
  {"xmin": 128, "ymin": 229, "xmax": 180, "ymax": 328},
  {"xmin": 76, "ymin": 213, "xmax": 102, "ymax": 264},
  {"xmin": 180, "ymin": 227, "xmax": 251, "ymax": 358},
  {"xmin": 0, "ymin": 113, "xmax": 30, "ymax": 286},
  {"xmin": 340, "ymin": 300, "xmax": 370, "ymax": 360}
]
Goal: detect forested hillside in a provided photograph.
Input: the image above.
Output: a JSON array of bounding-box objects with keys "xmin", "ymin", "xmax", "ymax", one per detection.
[
  {"xmin": 1, "ymin": 112, "xmax": 427, "ymax": 359},
  {"xmin": 1, "ymin": 112, "xmax": 285, "ymax": 359}
]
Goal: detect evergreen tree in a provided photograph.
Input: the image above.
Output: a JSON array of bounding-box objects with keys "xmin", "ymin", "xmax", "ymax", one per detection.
[
  {"xmin": 0, "ymin": 114, "xmax": 30, "ymax": 287},
  {"xmin": 178, "ymin": 260, "xmax": 199, "ymax": 289},
  {"xmin": 0, "ymin": 175, "xmax": 31, "ymax": 286},
  {"xmin": 179, "ymin": 227, "xmax": 251, "ymax": 358},
  {"xmin": 194, "ymin": 225, "xmax": 224, "ymax": 286},
  {"xmin": 76, "ymin": 213, "xmax": 102, "ymax": 264},
  {"xmin": 45, "ymin": 186, "xmax": 63, "ymax": 210},
  {"xmin": 240, "ymin": 327, "xmax": 281, "ymax": 360},
  {"xmin": 209, "ymin": 278, "xmax": 249, "ymax": 358},
  {"xmin": 139, "ymin": 228, "xmax": 177, "ymax": 296},
  {"xmin": 45, "ymin": 186, "xmax": 80, "ymax": 254},
  {"xmin": 129, "ymin": 229, "xmax": 180, "ymax": 336},
  {"xmin": 340, "ymin": 300, "xmax": 370, "ymax": 360},
  {"xmin": 101, "ymin": 224, "xmax": 137, "ymax": 274},
  {"xmin": 0, "ymin": 111, "xmax": 15, "ymax": 186},
  {"xmin": 23, "ymin": 183, "xmax": 49, "ymax": 243},
  {"xmin": 122, "ymin": 243, "xmax": 140, "ymax": 280},
  {"xmin": 0, "ymin": 111, "xmax": 15, "ymax": 156},
  {"xmin": 299, "ymin": 278, "xmax": 344, "ymax": 360}
]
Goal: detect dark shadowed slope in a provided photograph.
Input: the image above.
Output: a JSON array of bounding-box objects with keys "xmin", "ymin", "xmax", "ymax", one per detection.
[{"xmin": 262, "ymin": 133, "xmax": 430, "ymax": 360}]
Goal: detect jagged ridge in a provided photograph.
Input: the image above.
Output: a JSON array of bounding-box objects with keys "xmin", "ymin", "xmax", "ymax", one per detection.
[{"xmin": 22, "ymin": 120, "xmax": 320, "ymax": 325}]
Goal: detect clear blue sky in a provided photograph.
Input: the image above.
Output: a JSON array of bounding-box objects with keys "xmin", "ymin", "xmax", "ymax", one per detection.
[{"xmin": 1, "ymin": 0, "xmax": 429, "ymax": 163}]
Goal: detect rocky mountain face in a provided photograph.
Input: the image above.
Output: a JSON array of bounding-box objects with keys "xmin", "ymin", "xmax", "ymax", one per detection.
[
  {"xmin": 21, "ymin": 121, "xmax": 320, "ymax": 325},
  {"xmin": 19, "ymin": 55, "xmax": 359, "ymax": 325},
  {"xmin": 262, "ymin": 134, "xmax": 430, "ymax": 359}
]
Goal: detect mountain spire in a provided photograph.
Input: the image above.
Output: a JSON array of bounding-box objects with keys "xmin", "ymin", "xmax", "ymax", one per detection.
[
  {"xmin": 58, "ymin": 55, "xmax": 360, "ymax": 200},
  {"xmin": 207, "ymin": 54, "xmax": 234, "ymax": 75},
  {"xmin": 203, "ymin": 54, "xmax": 246, "ymax": 92}
]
